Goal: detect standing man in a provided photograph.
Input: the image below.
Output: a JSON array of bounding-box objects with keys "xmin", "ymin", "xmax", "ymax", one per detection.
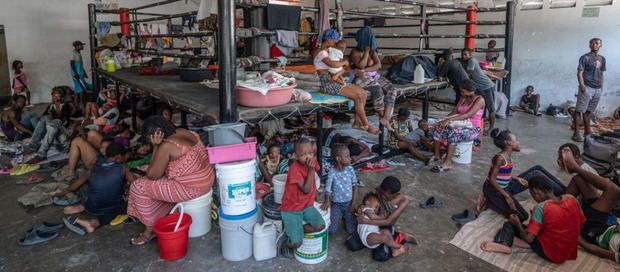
[
  {"xmin": 71, "ymin": 41, "xmax": 91, "ymax": 109},
  {"xmin": 573, "ymin": 38, "xmax": 605, "ymax": 142},
  {"xmin": 460, "ymin": 48, "xmax": 497, "ymax": 134},
  {"xmin": 438, "ymin": 49, "xmax": 469, "ymax": 104}
]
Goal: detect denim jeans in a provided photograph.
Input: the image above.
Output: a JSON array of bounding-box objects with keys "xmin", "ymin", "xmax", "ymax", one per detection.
[
  {"xmin": 28, "ymin": 116, "xmax": 69, "ymax": 157},
  {"xmin": 16, "ymin": 112, "xmax": 39, "ymax": 141}
]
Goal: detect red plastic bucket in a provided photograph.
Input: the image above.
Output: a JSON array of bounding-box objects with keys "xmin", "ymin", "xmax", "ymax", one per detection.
[{"xmin": 153, "ymin": 204, "xmax": 193, "ymax": 261}]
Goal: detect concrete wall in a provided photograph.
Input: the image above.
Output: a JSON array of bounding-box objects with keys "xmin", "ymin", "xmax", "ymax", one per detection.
[
  {"xmin": 337, "ymin": 0, "xmax": 619, "ymax": 116},
  {"xmin": 0, "ymin": 0, "xmax": 196, "ymax": 104},
  {"xmin": 2, "ymin": 0, "xmax": 618, "ymax": 115}
]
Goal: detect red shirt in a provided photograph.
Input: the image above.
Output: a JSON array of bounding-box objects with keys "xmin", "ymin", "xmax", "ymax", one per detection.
[
  {"xmin": 278, "ymin": 159, "xmax": 319, "ymax": 212},
  {"xmin": 526, "ymin": 195, "xmax": 585, "ymax": 263}
]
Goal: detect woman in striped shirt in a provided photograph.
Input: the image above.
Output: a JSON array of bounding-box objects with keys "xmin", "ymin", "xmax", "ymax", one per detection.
[{"xmin": 480, "ymin": 129, "xmax": 530, "ymax": 222}]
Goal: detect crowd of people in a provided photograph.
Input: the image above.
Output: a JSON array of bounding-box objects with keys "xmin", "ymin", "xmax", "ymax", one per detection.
[{"xmin": 2, "ymin": 29, "xmax": 618, "ymax": 267}]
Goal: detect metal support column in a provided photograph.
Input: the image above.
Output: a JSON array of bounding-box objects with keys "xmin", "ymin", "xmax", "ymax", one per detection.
[
  {"xmin": 181, "ymin": 111, "xmax": 188, "ymax": 128},
  {"xmin": 218, "ymin": 0, "xmax": 237, "ymax": 122},
  {"xmin": 316, "ymin": 109, "xmax": 324, "ymax": 176},
  {"xmin": 87, "ymin": 4, "xmax": 100, "ymax": 94},
  {"xmin": 504, "ymin": 1, "xmax": 515, "ymax": 117},
  {"xmin": 423, "ymin": 89, "xmax": 429, "ymax": 120},
  {"xmin": 115, "ymin": 83, "xmax": 121, "ymax": 106},
  {"xmin": 419, "ymin": 4, "xmax": 429, "ymax": 52},
  {"xmin": 248, "ymin": 6, "xmax": 269, "ymax": 71},
  {"xmin": 130, "ymin": 91, "xmax": 137, "ymax": 131},
  {"xmin": 336, "ymin": 0, "xmax": 344, "ymax": 38}
]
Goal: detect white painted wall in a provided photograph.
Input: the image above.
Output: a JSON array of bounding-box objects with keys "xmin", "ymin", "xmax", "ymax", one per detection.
[
  {"xmin": 338, "ymin": 0, "xmax": 619, "ymax": 116},
  {"xmin": 2, "ymin": 0, "xmax": 618, "ymax": 115},
  {"xmin": 0, "ymin": 0, "xmax": 196, "ymax": 104}
]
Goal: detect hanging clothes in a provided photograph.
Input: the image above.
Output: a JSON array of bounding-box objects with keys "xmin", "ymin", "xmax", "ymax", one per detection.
[
  {"xmin": 267, "ymin": 4, "xmax": 301, "ymax": 31},
  {"xmin": 299, "ymin": 18, "xmax": 312, "ymax": 46},
  {"xmin": 315, "ymin": 0, "xmax": 330, "ymax": 45},
  {"xmin": 275, "ymin": 30, "xmax": 299, "ymax": 48}
]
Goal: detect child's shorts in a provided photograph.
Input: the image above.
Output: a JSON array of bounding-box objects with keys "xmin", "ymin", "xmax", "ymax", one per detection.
[
  {"xmin": 358, "ymin": 223, "xmax": 380, "ymax": 249},
  {"xmin": 281, "ymin": 206, "xmax": 325, "ymax": 244}
]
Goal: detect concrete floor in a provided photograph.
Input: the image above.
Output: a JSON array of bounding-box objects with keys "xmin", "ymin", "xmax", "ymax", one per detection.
[{"xmin": 0, "ymin": 105, "xmax": 578, "ymax": 272}]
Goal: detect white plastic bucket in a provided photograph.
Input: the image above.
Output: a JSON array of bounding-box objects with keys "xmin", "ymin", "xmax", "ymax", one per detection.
[
  {"xmin": 452, "ymin": 141, "xmax": 474, "ymax": 164},
  {"xmin": 253, "ymin": 222, "xmax": 277, "ymax": 261},
  {"xmin": 216, "ymin": 160, "xmax": 256, "ymax": 216},
  {"xmin": 181, "ymin": 190, "xmax": 213, "ymax": 238},
  {"xmin": 218, "ymin": 207, "xmax": 258, "ymax": 262},
  {"xmin": 294, "ymin": 228, "xmax": 329, "ymax": 264},
  {"xmin": 313, "ymin": 201, "xmax": 331, "ymax": 229},
  {"xmin": 273, "ymin": 173, "xmax": 320, "ymax": 205},
  {"xmin": 272, "ymin": 174, "xmax": 287, "ymax": 204}
]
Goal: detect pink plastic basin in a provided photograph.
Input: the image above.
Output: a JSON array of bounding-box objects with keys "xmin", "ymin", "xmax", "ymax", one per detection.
[
  {"xmin": 206, "ymin": 137, "xmax": 256, "ymax": 164},
  {"xmin": 236, "ymin": 84, "xmax": 296, "ymax": 107}
]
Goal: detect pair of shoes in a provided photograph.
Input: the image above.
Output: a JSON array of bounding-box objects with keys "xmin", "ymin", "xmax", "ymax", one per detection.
[
  {"xmin": 361, "ymin": 160, "xmax": 391, "ymax": 172},
  {"xmin": 419, "ymin": 197, "xmax": 442, "ymax": 209},
  {"xmin": 10, "ymin": 164, "xmax": 40, "ymax": 176},
  {"xmin": 130, "ymin": 233, "xmax": 157, "ymax": 246},
  {"xmin": 451, "ymin": 209, "xmax": 478, "ymax": 224},
  {"xmin": 18, "ymin": 222, "xmax": 63, "ymax": 246}
]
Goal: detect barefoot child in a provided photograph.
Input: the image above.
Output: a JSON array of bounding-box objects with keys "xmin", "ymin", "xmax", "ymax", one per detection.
[
  {"xmin": 357, "ymin": 192, "xmax": 412, "ymax": 260},
  {"xmin": 356, "ymin": 176, "xmax": 418, "ymax": 261},
  {"xmin": 321, "ymin": 143, "xmax": 358, "ymax": 235},
  {"xmin": 12, "ymin": 60, "xmax": 32, "ymax": 107},
  {"xmin": 480, "ymin": 129, "xmax": 529, "ymax": 221},
  {"xmin": 386, "ymin": 108, "xmax": 430, "ymax": 165},
  {"xmin": 314, "ymin": 29, "xmax": 378, "ymax": 134},
  {"xmin": 480, "ymin": 175, "xmax": 585, "ymax": 264},
  {"xmin": 406, "ymin": 119, "xmax": 434, "ymax": 150},
  {"xmin": 56, "ymin": 143, "xmax": 137, "ymax": 235},
  {"xmin": 278, "ymin": 138, "xmax": 325, "ymax": 257}
]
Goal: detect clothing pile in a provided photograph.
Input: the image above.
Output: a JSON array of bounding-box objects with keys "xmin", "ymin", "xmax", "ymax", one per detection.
[{"xmin": 237, "ymin": 71, "xmax": 296, "ymax": 95}]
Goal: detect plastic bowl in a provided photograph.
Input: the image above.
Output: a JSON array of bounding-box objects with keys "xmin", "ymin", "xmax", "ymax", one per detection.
[{"xmin": 236, "ymin": 84, "xmax": 296, "ymax": 107}]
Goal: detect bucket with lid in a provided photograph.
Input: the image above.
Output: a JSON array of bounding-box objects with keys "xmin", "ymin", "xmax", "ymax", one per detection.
[
  {"xmin": 294, "ymin": 227, "xmax": 329, "ymax": 264},
  {"xmin": 180, "ymin": 190, "xmax": 213, "ymax": 238},
  {"xmin": 153, "ymin": 203, "xmax": 193, "ymax": 261},
  {"xmin": 216, "ymin": 159, "xmax": 256, "ymax": 216},
  {"xmin": 218, "ymin": 206, "xmax": 258, "ymax": 261}
]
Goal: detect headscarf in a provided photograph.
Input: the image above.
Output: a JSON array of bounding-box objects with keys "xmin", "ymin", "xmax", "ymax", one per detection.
[
  {"xmin": 355, "ymin": 26, "xmax": 378, "ymax": 52},
  {"xmin": 321, "ymin": 29, "xmax": 340, "ymax": 42}
]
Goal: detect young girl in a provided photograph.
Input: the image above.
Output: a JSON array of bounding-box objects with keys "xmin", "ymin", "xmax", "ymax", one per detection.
[
  {"xmin": 314, "ymin": 30, "xmax": 378, "ymax": 134},
  {"xmin": 479, "ymin": 129, "xmax": 529, "ymax": 222},
  {"xmin": 12, "ymin": 60, "xmax": 32, "ymax": 107}
]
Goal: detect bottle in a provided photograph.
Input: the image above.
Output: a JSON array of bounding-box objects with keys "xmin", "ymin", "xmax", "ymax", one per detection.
[
  {"xmin": 496, "ymin": 56, "xmax": 505, "ymax": 69},
  {"xmin": 105, "ymin": 56, "xmax": 116, "ymax": 72},
  {"xmin": 414, "ymin": 64, "xmax": 425, "ymax": 84}
]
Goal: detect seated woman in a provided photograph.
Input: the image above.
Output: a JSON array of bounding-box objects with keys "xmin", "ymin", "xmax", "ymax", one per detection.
[
  {"xmin": 349, "ymin": 26, "xmax": 397, "ymax": 131},
  {"xmin": 430, "ymin": 79, "xmax": 485, "ymax": 172},
  {"xmin": 83, "ymin": 101, "xmax": 119, "ymax": 130},
  {"xmin": 26, "ymin": 88, "xmax": 75, "ymax": 164},
  {"xmin": 127, "ymin": 116, "xmax": 214, "ymax": 245},
  {"xmin": 314, "ymin": 29, "xmax": 378, "ymax": 134}
]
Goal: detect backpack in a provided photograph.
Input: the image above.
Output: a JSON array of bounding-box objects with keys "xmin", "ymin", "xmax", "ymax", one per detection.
[{"xmin": 582, "ymin": 134, "xmax": 620, "ymax": 178}]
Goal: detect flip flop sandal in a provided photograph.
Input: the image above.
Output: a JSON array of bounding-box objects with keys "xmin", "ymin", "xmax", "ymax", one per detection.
[
  {"xmin": 36, "ymin": 162, "xmax": 61, "ymax": 173},
  {"xmin": 18, "ymin": 230, "xmax": 59, "ymax": 246},
  {"xmin": 14, "ymin": 164, "xmax": 40, "ymax": 176},
  {"xmin": 430, "ymin": 166, "xmax": 450, "ymax": 173},
  {"xmin": 16, "ymin": 175, "xmax": 45, "ymax": 185},
  {"xmin": 10, "ymin": 165, "xmax": 25, "ymax": 176},
  {"xmin": 361, "ymin": 162, "xmax": 377, "ymax": 172},
  {"xmin": 110, "ymin": 214, "xmax": 129, "ymax": 226},
  {"xmin": 130, "ymin": 233, "xmax": 157, "ymax": 246},
  {"xmin": 572, "ymin": 135, "xmax": 584, "ymax": 142},
  {"xmin": 0, "ymin": 165, "xmax": 13, "ymax": 175},
  {"xmin": 375, "ymin": 160, "xmax": 391, "ymax": 170},
  {"xmin": 419, "ymin": 197, "xmax": 443, "ymax": 208},
  {"xmin": 63, "ymin": 216, "xmax": 86, "ymax": 236},
  {"xmin": 451, "ymin": 209, "xmax": 478, "ymax": 224},
  {"xmin": 386, "ymin": 159, "xmax": 406, "ymax": 167},
  {"xmin": 123, "ymin": 216, "xmax": 138, "ymax": 225},
  {"xmin": 26, "ymin": 222, "xmax": 64, "ymax": 236}
]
